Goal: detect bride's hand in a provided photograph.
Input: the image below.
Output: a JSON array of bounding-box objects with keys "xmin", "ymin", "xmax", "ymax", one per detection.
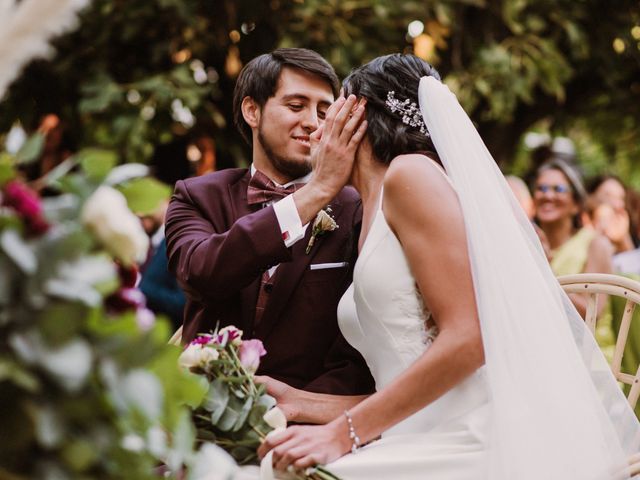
[{"xmin": 257, "ymin": 422, "xmax": 350, "ymax": 471}]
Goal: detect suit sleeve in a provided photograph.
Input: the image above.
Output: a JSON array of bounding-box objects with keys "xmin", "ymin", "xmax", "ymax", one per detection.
[
  {"xmin": 165, "ymin": 179, "xmax": 292, "ymax": 303},
  {"xmin": 304, "ymin": 334, "xmax": 376, "ymax": 395}
]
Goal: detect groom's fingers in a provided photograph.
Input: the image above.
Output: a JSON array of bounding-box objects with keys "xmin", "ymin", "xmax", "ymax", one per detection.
[
  {"xmin": 322, "ymin": 96, "xmax": 345, "ymax": 138},
  {"xmin": 347, "ymin": 120, "xmax": 368, "ymax": 150},
  {"xmin": 340, "ymin": 100, "xmax": 366, "ymax": 143},
  {"xmin": 330, "ymin": 94, "xmax": 358, "ymax": 138}
]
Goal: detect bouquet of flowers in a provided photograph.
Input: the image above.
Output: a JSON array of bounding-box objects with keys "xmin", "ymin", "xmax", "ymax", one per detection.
[{"xmin": 179, "ymin": 326, "xmax": 341, "ymax": 479}]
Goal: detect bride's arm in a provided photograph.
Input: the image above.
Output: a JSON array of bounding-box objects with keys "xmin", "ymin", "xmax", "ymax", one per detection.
[{"xmin": 258, "ymin": 155, "xmax": 485, "ymax": 471}]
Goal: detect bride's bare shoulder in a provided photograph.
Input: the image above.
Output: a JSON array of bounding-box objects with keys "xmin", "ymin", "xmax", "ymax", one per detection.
[{"xmin": 383, "ymin": 153, "xmax": 453, "ymax": 202}]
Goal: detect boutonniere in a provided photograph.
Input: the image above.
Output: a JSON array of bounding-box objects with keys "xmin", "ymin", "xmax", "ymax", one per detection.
[{"xmin": 305, "ymin": 206, "xmax": 339, "ymax": 254}]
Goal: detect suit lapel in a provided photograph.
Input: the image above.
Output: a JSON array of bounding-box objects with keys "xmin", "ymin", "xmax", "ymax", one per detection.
[{"xmin": 254, "ymin": 199, "xmax": 345, "ymax": 339}]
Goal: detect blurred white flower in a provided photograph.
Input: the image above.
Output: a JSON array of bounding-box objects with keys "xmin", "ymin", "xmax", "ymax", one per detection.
[
  {"xmin": 178, "ymin": 344, "xmax": 219, "ymax": 369},
  {"xmin": 190, "ymin": 443, "xmax": 237, "ymax": 480},
  {"xmin": 81, "ymin": 186, "xmax": 149, "ymax": 266},
  {"xmin": 5, "ymin": 123, "xmax": 26, "ymax": 153},
  {"xmin": 121, "ymin": 433, "xmax": 145, "ymax": 452}
]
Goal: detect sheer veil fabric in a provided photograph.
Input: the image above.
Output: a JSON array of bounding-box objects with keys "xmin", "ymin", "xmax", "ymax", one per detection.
[{"xmin": 418, "ymin": 76, "xmax": 640, "ymax": 479}]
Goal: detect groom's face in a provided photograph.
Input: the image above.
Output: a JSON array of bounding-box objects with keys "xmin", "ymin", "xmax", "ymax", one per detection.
[{"xmin": 255, "ymin": 67, "xmax": 334, "ymax": 180}]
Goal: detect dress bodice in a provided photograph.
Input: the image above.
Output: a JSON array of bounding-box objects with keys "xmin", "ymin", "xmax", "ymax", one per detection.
[{"xmin": 338, "ymin": 187, "xmax": 489, "ymax": 437}]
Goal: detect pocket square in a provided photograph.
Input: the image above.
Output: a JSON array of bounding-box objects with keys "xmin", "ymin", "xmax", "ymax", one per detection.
[{"xmin": 309, "ymin": 262, "xmax": 349, "ymax": 271}]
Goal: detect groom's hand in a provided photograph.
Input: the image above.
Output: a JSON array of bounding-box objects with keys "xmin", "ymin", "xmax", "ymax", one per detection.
[
  {"xmin": 291, "ymin": 94, "xmax": 367, "ymax": 225},
  {"xmin": 255, "ymin": 375, "xmax": 300, "ymax": 422}
]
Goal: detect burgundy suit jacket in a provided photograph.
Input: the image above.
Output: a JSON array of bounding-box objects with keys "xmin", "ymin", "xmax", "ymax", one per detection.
[{"xmin": 165, "ymin": 168, "xmax": 374, "ymax": 395}]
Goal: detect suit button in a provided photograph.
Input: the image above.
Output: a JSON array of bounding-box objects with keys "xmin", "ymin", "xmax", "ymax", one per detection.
[{"xmin": 264, "ymin": 284, "xmax": 274, "ymax": 293}]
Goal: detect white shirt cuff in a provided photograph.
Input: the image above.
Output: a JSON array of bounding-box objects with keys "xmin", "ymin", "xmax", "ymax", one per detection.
[{"xmin": 273, "ymin": 195, "xmax": 307, "ymax": 248}]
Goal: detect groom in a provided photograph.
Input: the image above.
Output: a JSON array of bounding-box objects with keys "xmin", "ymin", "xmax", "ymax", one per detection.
[{"xmin": 165, "ymin": 48, "xmax": 374, "ymax": 399}]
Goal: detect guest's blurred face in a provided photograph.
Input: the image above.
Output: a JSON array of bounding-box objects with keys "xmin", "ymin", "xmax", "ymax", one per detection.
[
  {"xmin": 593, "ymin": 178, "xmax": 626, "ymax": 213},
  {"xmin": 534, "ymin": 169, "xmax": 579, "ymax": 225}
]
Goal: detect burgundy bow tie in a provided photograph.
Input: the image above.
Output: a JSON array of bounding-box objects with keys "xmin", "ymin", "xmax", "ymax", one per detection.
[{"xmin": 247, "ymin": 170, "xmax": 304, "ymax": 205}]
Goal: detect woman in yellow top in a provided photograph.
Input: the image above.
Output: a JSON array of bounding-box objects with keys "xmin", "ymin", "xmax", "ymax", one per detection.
[{"xmin": 533, "ymin": 159, "xmax": 614, "ymax": 318}]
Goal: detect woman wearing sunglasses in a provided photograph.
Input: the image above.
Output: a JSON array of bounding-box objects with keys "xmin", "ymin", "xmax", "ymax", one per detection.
[{"xmin": 533, "ymin": 158, "xmax": 613, "ymax": 318}]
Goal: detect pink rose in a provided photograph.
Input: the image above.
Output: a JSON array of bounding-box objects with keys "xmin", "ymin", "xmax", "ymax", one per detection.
[{"xmin": 238, "ymin": 339, "xmax": 266, "ymax": 373}]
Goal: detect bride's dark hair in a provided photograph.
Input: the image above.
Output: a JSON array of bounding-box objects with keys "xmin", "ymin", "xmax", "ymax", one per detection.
[{"xmin": 343, "ymin": 54, "xmax": 441, "ymax": 165}]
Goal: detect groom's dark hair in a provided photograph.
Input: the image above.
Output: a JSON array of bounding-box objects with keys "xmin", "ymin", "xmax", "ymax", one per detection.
[
  {"xmin": 233, "ymin": 48, "xmax": 339, "ymax": 145},
  {"xmin": 343, "ymin": 54, "xmax": 441, "ymax": 165}
]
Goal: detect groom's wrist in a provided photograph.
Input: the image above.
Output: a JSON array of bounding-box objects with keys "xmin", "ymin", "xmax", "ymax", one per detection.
[{"xmin": 292, "ymin": 181, "xmax": 335, "ymax": 225}]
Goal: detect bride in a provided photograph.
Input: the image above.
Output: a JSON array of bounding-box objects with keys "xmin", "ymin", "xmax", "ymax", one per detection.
[{"xmin": 256, "ymin": 54, "xmax": 640, "ymax": 479}]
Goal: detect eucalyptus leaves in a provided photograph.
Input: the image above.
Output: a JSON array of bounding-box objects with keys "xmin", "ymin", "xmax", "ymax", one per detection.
[{"xmin": 179, "ymin": 327, "xmax": 282, "ymax": 465}]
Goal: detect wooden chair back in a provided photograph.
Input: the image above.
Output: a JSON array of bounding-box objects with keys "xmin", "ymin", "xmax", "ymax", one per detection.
[{"xmin": 559, "ymin": 273, "xmax": 640, "ymax": 409}]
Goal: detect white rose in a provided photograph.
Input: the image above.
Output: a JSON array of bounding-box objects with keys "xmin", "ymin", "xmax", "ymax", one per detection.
[
  {"xmin": 199, "ymin": 346, "xmax": 219, "ymax": 364},
  {"xmin": 178, "ymin": 344, "xmax": 202, "ymax": 369},
  {"xmin": 81, "ymin": 186, "xmax": 149, "ymax": 266},
  {"xmin": 178, "ymin": 344, "xmax": 219, "ymax": 369},
  {"xmin": 263, "ymin": 406, "xmax": 287, "ymax": 431}
]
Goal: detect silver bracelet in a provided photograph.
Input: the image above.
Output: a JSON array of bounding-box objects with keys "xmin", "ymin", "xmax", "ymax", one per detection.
[{"xmin": 344, "ymin": 410, "xmax": 361, "ymax": 454}]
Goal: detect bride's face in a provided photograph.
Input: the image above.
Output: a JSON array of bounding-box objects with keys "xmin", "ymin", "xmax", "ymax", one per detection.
[{"xmin": 533, "ymin": 169, "xmax": 579, "ymax": 225}]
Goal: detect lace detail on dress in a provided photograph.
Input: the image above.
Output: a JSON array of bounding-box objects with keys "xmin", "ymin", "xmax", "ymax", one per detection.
[{"xmin": 391, "ymin": 283, "xmax": 438, "ymax": 355}]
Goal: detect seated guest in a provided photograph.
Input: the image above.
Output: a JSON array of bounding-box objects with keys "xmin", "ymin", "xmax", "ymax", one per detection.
[
  {"xmin": 533, "ymin": 159, "xmax": 613, "ymax": 318},
  {"xmin": 587, "ymin": 175, "xmax": 635, "ymax": 254},
  {"xmin": 140, "ymin": 236, "xmax": 186, "ymax": 330}
]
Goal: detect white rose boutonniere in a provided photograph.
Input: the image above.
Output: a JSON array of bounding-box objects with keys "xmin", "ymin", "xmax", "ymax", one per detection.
[{"xmin": 305, "ymin": 206, "xmax": 338, "ymax": 254}]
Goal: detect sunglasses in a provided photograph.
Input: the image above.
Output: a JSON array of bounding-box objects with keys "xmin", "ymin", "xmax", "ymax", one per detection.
[{"xmin": 535, "ymin": 184, "xmax": 572, "ymax": 194}]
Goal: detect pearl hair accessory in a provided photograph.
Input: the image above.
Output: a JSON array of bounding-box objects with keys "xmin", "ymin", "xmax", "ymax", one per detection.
[{"xmin": 385, "ymin": 90, "xmax": 429, "ymax": 136}]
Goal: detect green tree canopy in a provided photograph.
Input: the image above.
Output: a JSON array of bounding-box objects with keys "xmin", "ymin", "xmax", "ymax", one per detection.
[{"xmin": 1, "ymin": 0, "xmax": 639, "ymax": 185}]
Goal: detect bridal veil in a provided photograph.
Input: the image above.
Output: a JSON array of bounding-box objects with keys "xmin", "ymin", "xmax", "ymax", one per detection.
[{"xmin": 418, "ymin": 75, "xmax": 640, "ymax": 479}]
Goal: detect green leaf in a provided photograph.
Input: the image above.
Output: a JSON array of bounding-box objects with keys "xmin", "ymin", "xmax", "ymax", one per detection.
[
  {"xmin": 15, "ymin": 133, "xmax": 44, "ymax": 165},
  {"xmin": 205, "ymin": 378, "xmax": 229, "ymax": 424},
  {"xmin": 148, "ymin": 343, "xmax": 208, "ymax": 426},
  {"xmin": 202, "ymin": 378, "xmax": 229, "ymax": 424},
  {"xmin": 60, "ymin": 438, "xmax": 98, "ymax": 471},
  {"xmin": 232, "ymin": 397, "xmax": 253, "ymax": 432},
  {"xmin": 77, "ymin": 148, "xmax": 118, "ymax": 182},
  {"xmin": 117, "ymin": 177, "xmax": 171, "ymax": 216},
  {"xmin": 217, "ymin": 396, "xmax": 243, "ymax": 432},
  {"xmin": 38, "ymin": 302, "xmax": 89, "ymax": 346},
  {"xmin": 32, "ymin": 404, "xmax": 65, "ymax": 448},
  {"xmin": 114, "ymin": 369, "xmax": 163, "ymax": 421},
  {"xmin": 248, "ymin": 404, "xmax": 268, "ymax": 428},
  {"xmin": 0, "ymin": 358, "xmax": 40, "ymax": 392},
  {"xmin": 230, "ymin": 445, "xmax": 255, "ymax": 465},
  {"xmin": 0, "ymin": 230, "xmax": 37, "ymax": 274},
  {"xmin": 256, "ymin": 393, "xmax": 276, "ymax": 411},
  {"xmin": 166, "ymin": 409, "xmax": 195, "ymax": 471},
  {"xmin": 0, "ymin": 153, "xmax": 16, "ymax": 186},
  {"xmin": 41, "ymin": 338, "xmax": 93, "ymax": 392}
]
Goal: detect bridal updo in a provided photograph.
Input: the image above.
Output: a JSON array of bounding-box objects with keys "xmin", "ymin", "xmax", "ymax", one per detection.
[{"xmin": 342, "ymin": 54, "xmax": 441, "ymax": 165}]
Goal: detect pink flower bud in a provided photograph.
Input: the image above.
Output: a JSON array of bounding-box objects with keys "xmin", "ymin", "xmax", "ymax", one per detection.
[{"xmin": 238, "ymin": 339, "xmax": 266, "ymax": 373}]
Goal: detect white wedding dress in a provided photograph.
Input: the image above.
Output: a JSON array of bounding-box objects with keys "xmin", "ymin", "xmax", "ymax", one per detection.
[
  {"xmin": 327, "ymin": 184, "xmax": 491, "ymax": 479},
  {"xmin": 239, "ymin": 76, "xmax": 639, "ymax": 480}
]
